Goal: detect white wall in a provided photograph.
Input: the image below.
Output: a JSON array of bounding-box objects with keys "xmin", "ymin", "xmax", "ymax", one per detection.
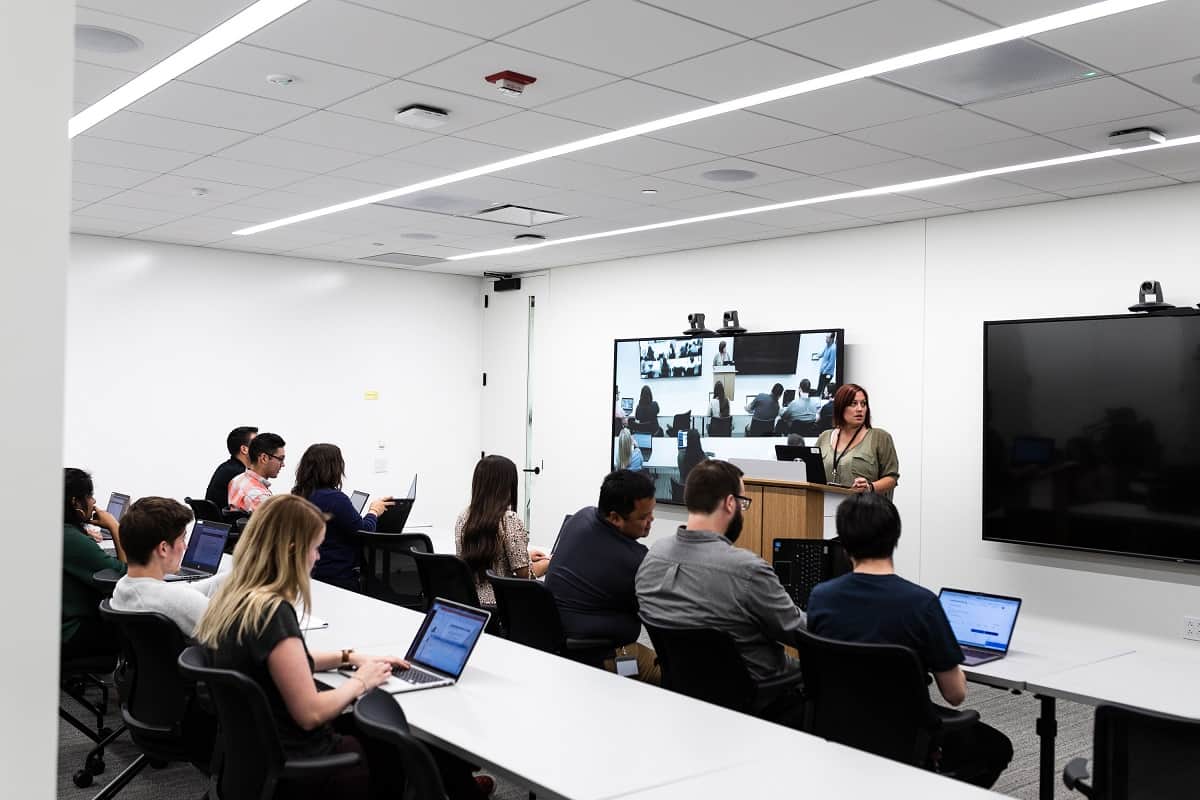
[
  {"xmin": 509, "ymin": 182, "xmax": 1200, "ymax": 642},
  {"xmin": 66, "ymin": 236, "xmax": 483, "ymax": 535},
  {"xmin": 1, "ymin": 0, "xmax": 73, "ymax": 794}
]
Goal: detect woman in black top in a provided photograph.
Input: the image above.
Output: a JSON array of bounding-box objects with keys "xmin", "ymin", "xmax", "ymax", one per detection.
[
  {"xmin": 677, "ymin": 430, "xmax": 707, "ymax": 486},
  {"xmin": 634, "ymin": 385, "xmax": 660, "ymax": 425}
]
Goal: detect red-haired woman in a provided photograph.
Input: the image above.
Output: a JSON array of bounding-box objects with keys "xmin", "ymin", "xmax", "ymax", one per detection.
[{"xmin": 815, "ymin": 384, "xmax": 899, "ymax": 498}]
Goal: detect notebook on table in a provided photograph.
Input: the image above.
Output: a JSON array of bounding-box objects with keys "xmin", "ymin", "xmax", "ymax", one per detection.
[
  {"xmin": 164, "ymin": 520, "xmax": 230, "ymax": 582},
  {"xmin": 938, "ymin": 588, "xmax": 1023, "ymax": 666}
]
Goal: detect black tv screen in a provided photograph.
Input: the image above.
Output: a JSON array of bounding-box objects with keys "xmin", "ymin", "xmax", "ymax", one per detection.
[{"xmin": 983, "ymin": 312, "xmax": 1200, "ymax": 563}]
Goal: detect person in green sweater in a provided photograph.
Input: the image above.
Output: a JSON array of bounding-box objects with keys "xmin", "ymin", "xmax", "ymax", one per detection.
[{"xmin": 62, "ymin": 468, "xmax": 127, "ymax": 658}]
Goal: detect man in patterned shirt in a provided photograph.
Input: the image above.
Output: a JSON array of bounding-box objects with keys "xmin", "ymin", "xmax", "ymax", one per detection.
[{"xmin": 228, "ymin": 432, "xmax": 285, "ymax": 513}]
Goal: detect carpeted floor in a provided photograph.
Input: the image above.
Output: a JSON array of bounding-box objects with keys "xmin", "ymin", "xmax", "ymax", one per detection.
[{"xmin": 58, "ymin": 680, "xmax": 1093, "ymax": 799}]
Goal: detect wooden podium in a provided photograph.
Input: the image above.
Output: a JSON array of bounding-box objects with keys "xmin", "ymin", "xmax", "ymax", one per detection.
[{"xmin": 733, "ymin": 477, "xmax": 855, "ymax": 562}]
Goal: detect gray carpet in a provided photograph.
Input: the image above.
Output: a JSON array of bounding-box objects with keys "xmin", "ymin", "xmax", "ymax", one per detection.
[{"xmin": 59, "ymin": 680, "xmax": 1093, "ymax": 799}]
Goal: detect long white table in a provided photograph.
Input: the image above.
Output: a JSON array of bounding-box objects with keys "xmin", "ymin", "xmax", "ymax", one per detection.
[
  {"xmin": 1026, "ymin": 648, "xmax": 1200, "ymax": 720},
  {"xmin": 307, "ymin": 581, "xmax": 1003, "ymax": 800}
]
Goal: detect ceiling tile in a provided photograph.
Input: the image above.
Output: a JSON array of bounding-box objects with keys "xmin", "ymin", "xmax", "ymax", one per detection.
[
  {"xmin": 1114, "ymin": 144, "xmax": 1200, "ymax": 180},
  {"xmin": 247, "ymin": 0, "xmax": 481, "ymax": 78},
  {"xmin": 179, "ymin": 44, "xmax": 391, "ymax": 108},
  {"xmin": 571, "ymin": 136, "xmax": 717, "ymax": 173},
  {"xmin": 518, "ymin": 189, "xmax": 647, "ymax": 221},
  {"xmin": 934, "ymin": 135, "xmax": 1085, "ymax": 171},
  {"xmin": 135, "ymin": 173, "xmax": 265, "ymax": 203},
  {"xmin": 221, "ymin": 190, "xmax": 320, "ymax": 214},
  {"xmin": 328, "ymin": 79, "xmax": 520, "ymax": 134},
  {"xmin": 456, "ymin": 112, "xmax": 607, "ymax": 151},
  {"xmin": 734, "ymin": 174, "xmax": 858, "ymax": 202},
  {"xmin": 72, "ymin": 215, "xmax": 152, "ymax": 236},
  {"xmin": 846, "ymin": 109, "xmax": 1027, "ymax": 156},
  {"xmin": 746, "ymin": 135, "xmax": 907, "ymax": 174},
  {"xmin": 77, "ymin": 0, "xmax": 257, "ymax": 34},
  {"xmin": 911, "ymin": 176, "xmax": 1056, "ymax": 205},
  {"xmin": 130, "ymin": 81, "xmax": 312, "ymax": 132},
  {"xmin": 1043, "ymin": 108, "xmax": 1200, "ymax": 151},
  {"xmin": 99, "ymin": 188, "xmax": 224, "ymax": 215},
  {"xmin": 72, "ymin": 136, "xmax": 200, "ymax": 172},
  {"xmin": 737, "ymin": 204, "xmax": 865, "ymax": 229},
  {"xmin": 649, "ymin": 111, "xmax": 823, "ymax": 155},
  {"xmin": 755, "ymin": 78, "xmax": 954, "ymax": 134},
  {"xmin": 351, "ymin": 0, "xmax": 580, "ymax": 38},
  {"xmin": 85, "ymin": 110, "xmax": 252, "ymax": 154},
  {"xmin": 404, "ymin": 42, "xmax": 617, "ymax": 109},
  {"xmin": 77, "ymin": 202, "xmax": 184, "ymax": 226},
  {"xmin": 392, "ymin": 136, "xmax": 524, "ymax": 168},
  {"xmin": 763, "ymin": 0, "xmax": 994, "ymax": 69},
  {"xmin": 938, "ymin": 1, "xmax": 1082, "ymax": 26},
  {"xmin": 500, "ymin": 158, "xmax": 637, "ymax": 191},
  {"xmin": 74, "ymin": 61, "xmax": 137, "ymax": 106},
  {"xmin": 209, "ymin": 227, "xmax": 351, "ymax": 251},
  {"xmin": 590, "ymin": 175, "xmax": 714, "ymax": 205},
  {"xmin": 968, "ymin": 77, "xmax": 1177, "ymax": 133},
  {"xmin": 127, "ymin": 217, "xmax": 246, "ymax": 245},
  {"xmin": 869, "ymin": 207, "xmax": 958, "ymax": 223},
  {"xmin": 822, "ymin": 194, "xmax": 949, "ymax": 218},
  {"xmin": 948, "ymin": 191, "xmax": 1063, "ymax": 211},
  {"xmin": 638, "ymin": 41, "xmax": 831, "ymax": 103},
  {"xmin": 1055, "ymin": 175, "xmax": 1180, "ymax": 199},
  {"xmin": 536, "ymin": 80, "xmax": 703, "ymax": 129},
  {"xmin": 73, "ymin": 8, "xmax": 194, "ymax": 73},
  {"xmin": 825, "ymin": 156, "xmax": 960, "ymax": 188},
  {"xmin": 1034, "ymin": 1, "xmax": 1200, "ymax": 74},
  {"xmin": 72, "ymin": 182, "xmax": 124, "ymax": 203},
  {"xmin": 1123, "ymin": 57, "xmax": 1200, "ymax": 109},
  {"xmin": 171, "ymin": 156, "xmax": 315, "ymax": 189},
  {"xmin": 71, "ymin": 161, "xmax": 160, "ymax": 188},
  {"xmin": 269, "ymin": 111, "xmax": 437, "ymax": 156},
  {"xmin": 655, "ymin": 190, "xmax": 775, "ymax": 214},
  {"xmin": 500, "ymin": 0, "xmax": 740, "ymax": 76},
  {"xmin": 279, "ymin": 174, "xmax": 394, "ymax": 203},
  {"xmin": 215, "ymin": 135, "xmax": 367, "ymax": 173},
  {"xmin": 637, "ymin": 0, "xmax": 866, "ymax": 37},
  {"xmin": 330, "ymin": 156, "xmax": 443, "ymax": 186},
  {"xmin": 654, "ymin": 156, "xmax": 801, "ymax": 189}
]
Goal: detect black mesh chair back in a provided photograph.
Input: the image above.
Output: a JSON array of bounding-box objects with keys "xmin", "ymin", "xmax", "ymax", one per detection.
[
  {"xmin": 667, "ymin": 412, "xmax": 692, "ymax": 437},
  {"xmin": 644, "ymin": 624, "xmax": 757, "ymax": 713},
  {"xmin": 1088, "ymin": 704, "xmax": 1200, "ymax": 798},
  {"xmin": 358, "ymin": 532, "xmax": 433, "ymax": 609},
  {"xmin": 793, "ymin": 628, "xmax": 939, "ymax": 766},
  {"xmin": 184, "ymin": 497, "xmax": 223, "ymax": 523},
  {"xmin": 353, "ymin": 689, "xmax": 448, "ymax": 800},
  {"xmin": 747, "ymin": 417, "xmax": 775, "ymax": 437},
  {"xmin": 770, "ymin": 539, "xmax": 851, "ymax": 611},
  {"xmin": 707, "ymin": 416, "xmax": 733, "ymax": 437},
  {"xmin": 410, "ymin": 550, "xmax": 481, "ymax": 610},
  {"xmin": 487, "ymin": 573, "xmax": 564, "ymax": 653},
  {"xmin": 92, "ymin": 568, "xmax": 122, "ymax": 599}
]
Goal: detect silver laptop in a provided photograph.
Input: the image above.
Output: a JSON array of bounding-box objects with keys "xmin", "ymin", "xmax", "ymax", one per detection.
[
  {"xmin": 105, "ymin": 492, "xmax": 131, "ymax": 521},
  {"xmin": 938, "ymin": 588, "xmax": 1023, "ymax": 666},
  {"xmin": 345, "ymin": 598, "xmax": 491, "ymax": 694},
  {"xmin": 165, "ymin": 520, "xmax": 230, "ymax": 582},
  {"xmin": 349, "ymin": 489, "xmax": 369, "ymax": 516}
]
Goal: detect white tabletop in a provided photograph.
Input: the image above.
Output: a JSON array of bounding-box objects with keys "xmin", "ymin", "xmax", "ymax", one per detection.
[
  {"xmin": 962, "ymin": 615, "xmax": 1135, "ymax": 691},
  {"xmin": 1025, "ymin": 648, "xmax": 1200, "ymax": 719}
]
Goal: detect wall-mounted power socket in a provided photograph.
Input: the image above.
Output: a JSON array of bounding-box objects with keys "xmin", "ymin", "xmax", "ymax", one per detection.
[{"xmin": 1184, "ymin": 616, "xmax": 1200, "ymax": 642}]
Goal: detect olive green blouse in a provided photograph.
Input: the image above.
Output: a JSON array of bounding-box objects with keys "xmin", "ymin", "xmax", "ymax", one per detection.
[{"xmin": 815, "ymin": 427, "xmax": 900, "ymax": 499}]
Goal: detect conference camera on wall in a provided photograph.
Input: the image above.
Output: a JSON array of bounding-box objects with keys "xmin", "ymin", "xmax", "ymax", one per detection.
[
  {"xmin": 684, "ymin": 313, "xmax": 715, "ymax": 337},
  {"xmin": 1129, "ymin": 280, "xmax": 1177, "ymax": 313}
]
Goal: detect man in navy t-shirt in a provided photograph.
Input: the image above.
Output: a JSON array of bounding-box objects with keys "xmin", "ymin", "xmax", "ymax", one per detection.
[{"xmin": 807, "ymin": 494, "xmax": 1012, "ymax": 789}]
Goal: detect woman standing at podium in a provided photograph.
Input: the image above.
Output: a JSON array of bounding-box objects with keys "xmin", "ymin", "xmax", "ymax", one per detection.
[{"xmin": 816, "ymin": 383, "xmax": 899, "ymax": 499}]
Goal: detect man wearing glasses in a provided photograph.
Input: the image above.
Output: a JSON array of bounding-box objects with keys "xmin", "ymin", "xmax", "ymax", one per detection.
[
  {"xmin": 635, "ymin": 459, "xmax": 805, "ymax": 724},
  {"xmin": 228, "ymin": 432, "xmax": 286, "ymax": 513}
]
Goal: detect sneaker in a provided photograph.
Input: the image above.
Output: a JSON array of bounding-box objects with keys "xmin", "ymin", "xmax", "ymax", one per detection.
[{"xmin": 475, "ymin": 774, "xmax": 495, "ymax": 797}]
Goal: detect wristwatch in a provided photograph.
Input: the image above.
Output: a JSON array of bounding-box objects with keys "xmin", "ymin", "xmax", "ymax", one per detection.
[{"xmin": 341, "ymin": 648, "xmax": 354, "ymax": 665}]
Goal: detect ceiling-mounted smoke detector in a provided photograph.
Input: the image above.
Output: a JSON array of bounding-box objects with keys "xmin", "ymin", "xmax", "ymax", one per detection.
[
  {"xmin": 485, "ymin": 70, "xmax": 537, "ymax": 97},
  {"xmin": 394, "ymin": 104, "xmax": 449, "ymax": 129},
  {"xmin": 1107, "ymin": 127, "xmax": 1165, "ymax": 149}
]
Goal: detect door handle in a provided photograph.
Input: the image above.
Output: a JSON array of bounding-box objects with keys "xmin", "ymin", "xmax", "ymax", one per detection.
[{"xmin": 522, "ymin": 467, "xmax": 541, "ymax": 475}]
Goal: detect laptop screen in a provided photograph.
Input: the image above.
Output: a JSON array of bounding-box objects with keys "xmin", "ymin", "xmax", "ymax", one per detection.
[
  {"xmin": 349, "ymin": 490, "xmax": 369, "ymax": 516},
  {"xmin": 938, "ymin": 589, "xmax": 1022, "ymax": 654},
  {"xmin": 106, "ymin": 492, "xmax": 130, "ymax": 521},
  {"xmin": 621, "ymin": 397, "xmax": 633, "ymax": 414},
  {"xmin": 632, "ymin": 432, "xmax": 652, "ymax": 449},
  {"xmin": 407, "ymin": 600, "xmax": 490, "ymax": 679},
  {"xmin": 405, "ymin": 474, "xmax": 418, "ymax": 500},
  {"xmin": 183, "ymin": 521, "xmax": 230, "ymax": 571}
]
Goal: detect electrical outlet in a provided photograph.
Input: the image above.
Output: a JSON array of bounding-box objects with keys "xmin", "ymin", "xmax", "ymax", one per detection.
[{"xmin": 1184, "ymin": 616, "xmax": 1200, "ymax": 642}]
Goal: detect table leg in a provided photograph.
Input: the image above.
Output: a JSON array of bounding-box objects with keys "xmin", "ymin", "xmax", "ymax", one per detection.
[{"xmin": 1035, "ymin": 694, "xmax": 1057, "ymax": 800}]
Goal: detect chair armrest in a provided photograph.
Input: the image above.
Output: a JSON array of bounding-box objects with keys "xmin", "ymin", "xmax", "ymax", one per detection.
[
  {"xmin": 121, "ymin": 708, "xmax": 175, "ymax": 737},
  {"xmin": 564, "ymin": 637, "xmax": 618, "ymax": 652},
  {"xmin": 931, "ymin": 704, "xmax": 980, "ymax": 733},
  {"xmin": 756, "ymin": 669, "xmax": 805, "ymax": 694},
  {"xmin": 1062, "ymin": 757, "xmax": 1094, "ymax": 797},
  {"xmin": 280, "ymin": 751, "xmax": 361, "ymax": 779}
]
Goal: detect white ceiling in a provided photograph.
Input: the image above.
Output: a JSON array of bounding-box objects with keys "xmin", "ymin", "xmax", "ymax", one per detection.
[{"xmin": 70, "ymin": 0, "xmax": 1200, "ymax": 275}]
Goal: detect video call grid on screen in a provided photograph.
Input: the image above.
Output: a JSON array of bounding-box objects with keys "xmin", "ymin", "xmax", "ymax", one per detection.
[{"xmin": 612, "ymin": 329, "xmax": 844, "ymax": 505}]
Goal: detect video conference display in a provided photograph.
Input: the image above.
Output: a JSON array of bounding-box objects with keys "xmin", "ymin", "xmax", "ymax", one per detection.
[
  {"xmin": 613, "ymin": 329, "xmax": 845, "ymax": 504},
  {"xmin": 983, "ymin": 313, "xmax": 1200, "ymax": 564}
]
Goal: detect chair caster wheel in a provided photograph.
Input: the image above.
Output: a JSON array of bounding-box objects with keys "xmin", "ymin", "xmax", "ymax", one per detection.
[
  {"xmin": 74, "ymin": 770, "xmax": 94, "ymax": 788},
  {"xmin": 86, "ymin": 753, "xmax": 106, "ymax": 775}
]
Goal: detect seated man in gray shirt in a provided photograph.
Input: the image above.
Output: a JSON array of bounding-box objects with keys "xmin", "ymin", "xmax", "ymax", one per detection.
[
  {"xmin": 110, "ymin": 497, "xmax": 228, "ymax": 636},
  {"xmin": 635, "ymin": 459, "xmax": 805, "ymax": 724}
]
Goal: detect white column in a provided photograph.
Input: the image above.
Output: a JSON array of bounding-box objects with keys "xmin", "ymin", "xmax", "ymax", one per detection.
[{"xmin": 0, "ymin": 0, "xmax": 73, "ymax": 795}]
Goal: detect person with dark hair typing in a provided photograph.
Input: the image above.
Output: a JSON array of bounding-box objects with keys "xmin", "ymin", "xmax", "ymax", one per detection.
[
  {"xmin": 545, "ymin": 470, "xmax": 661, "ymax": 683},
  {"xmin": 62, "ymin": 468, "xmax": 127, "ymax": 657},
  {"xmin": 228, "ymin": 431, "xmax": 286, "ymax": 513},
  {"xmin": 807, "ymin": 494, "xmax": 1012, "ymax": 788},
  {"xmin": 205, "ymin": 425, "xmax": 257, "ymax": 508}
]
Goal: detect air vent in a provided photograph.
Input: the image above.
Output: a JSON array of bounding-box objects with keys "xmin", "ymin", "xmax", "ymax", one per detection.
[
  {"xmin": 358, "ymin": 252, "xmax": 445, "ymax": 267},
  {"xmin": 374, "ymin": 193, "xmax": 490, "ymax": 215},
  {"xmin": 470, "ymin": 204, "xmax": 571, "ymax": 226},
  {"xmin": 886, "ymin": 40, "xmax": 1101, "ymax": 105}
]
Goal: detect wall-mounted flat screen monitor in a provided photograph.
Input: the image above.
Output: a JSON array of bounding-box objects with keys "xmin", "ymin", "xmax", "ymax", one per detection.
[
  {"xmin": 613, "ymin": 329, "xmax": 845, "ymax": 504},
  {"xmin": 983, "ymin": 312, "xmax": 1200, "ymax": 563}
]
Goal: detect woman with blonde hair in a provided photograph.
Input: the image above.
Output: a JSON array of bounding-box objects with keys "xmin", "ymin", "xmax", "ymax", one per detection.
[
  {"xmin": 196, "ymin": 494, "xmax": 485, "ymax": 799},
  {"xmin": 616, "ymin": 428, "xmax": 644, "ymax": 472}
]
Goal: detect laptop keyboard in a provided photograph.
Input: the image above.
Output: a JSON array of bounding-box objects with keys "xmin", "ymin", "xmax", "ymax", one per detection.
[{"xmin": 394, "ymin": 666, "xmax": 441, "ymax": 684}]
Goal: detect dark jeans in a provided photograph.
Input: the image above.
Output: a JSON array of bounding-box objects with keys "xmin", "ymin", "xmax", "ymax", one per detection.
[
  {"xmin": 61, "ymin": 616, "xmax": 121, "ymax": 661},
  {"xmin": 939, "ymin": 720, "xmax": 1014, "ymax": 789}
]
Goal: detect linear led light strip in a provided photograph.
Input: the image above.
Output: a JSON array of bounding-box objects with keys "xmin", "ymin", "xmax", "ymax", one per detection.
[
  {"xmin": 233, "ymin": 0, "xmax": 1167, "ymax": 236},
  {"xmin": 68, "ymin": 0, "xmax": 311, "ymax": 138},
  {"xmin": 446, "ymin": 134, "xmax": 1200, "ymax": 260}
]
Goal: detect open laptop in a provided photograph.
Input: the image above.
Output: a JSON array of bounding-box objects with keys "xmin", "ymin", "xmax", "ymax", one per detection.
[
  {"xmin": 621, "ymin": 397, "xmax": 634, "ymax": 415},
  {"xmin": 105, "ymin": 492, "xmax": 131, "ymax": 521},
  {"xmin": 165, "ymin": 520, "xmax": 230, "ymax": 582},
  {"xmin": 938, "ymin": 588, "xmax": 1023, "ymax": 666},
  {"xmin": 376, "ymin": 475, "xmax": 417, "ymax": 533},
  {"xmin": 346, "ymin": 598, "xmax": 491, "ymax": 694},
  {"xmin": 774, "ymin": 445, "xmax": 832, "ymax": 485},
  {"xmin": 349, "ymin": 489, "xmax": 370, "ymax": 516}
]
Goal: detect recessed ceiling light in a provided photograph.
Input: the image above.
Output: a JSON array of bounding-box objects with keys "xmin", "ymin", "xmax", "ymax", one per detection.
[
  {"xmin": 400, "ymin": 232, "xmax": 438, "ymax": 240},
  {"xmin": 69, "ymin": 0, "xmax": 311, "ymax": 138},
  {"xmin": 641, "ymin": 188, "xmax": 659, "ymax": 195},
  {"xmin": 233, "ymin": 0, "xmax": 1167, "ymax": 237},
  {"xmin": 702, "ymin": 169, "xmax": 757, "ymax": 182},
  {"xmin": 447, "ymin": 133, "xmax": 1200, "ymax": 261},
  {"xmin": 266, "ymin": 73, "xmax": 297, "ymax": 86},
  {"xmin": 75, "ymin": 25, "xmax": 143, "ymax": 54}
]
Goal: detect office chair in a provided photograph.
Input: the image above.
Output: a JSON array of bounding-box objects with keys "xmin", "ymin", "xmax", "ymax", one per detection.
[
  {"xmin": 92, "ymin": 567, "xmax": 122, "ymax": 598},
  {"xmin": 184, "ymin": 496, "xmax": 223, "ymax": 524},
  {"xmin": 61, "ymin": 650, "xmax": 127, "ymax": 788},
  {"xmin": 670, "ymin": 479, "xmax": 686, "ymax": 503},
  {"xmin": 629, "ymin": 418, "xmax": 662, "ymax": 437},
  {"xmin": 178, "ymin": 646, "xmax": 361, "ymax": 800},
  {"xmin": 790, "ymin": 420, "xmax": 821, "ymax": 438},
  {"xmin": 792, "ymin": 629, "xmax": 979, "ymax": 774},
  {"xmin": 666, "ymin": 412, "xmax": 692, "ymax": 438},
  {"xmin": 1063, "ymin": 704, "xmax": 1200, "ymax": 798},
  {"xmin": 93, "ymin": 602, "xmax": 214, "ymax": 799},
  {"xmin": 644, "ymin": 624, "xmax": 803, "ymax": 718},
  {"xmin": 353, "ymin": 689, "xmax": 448, "ymax": 800},
  {"xmin": 770, "ymin": 539, "xmax": 851, "ymax": 611},
  {"xmin": 746, "ymin": 417, "xmax": 775, "ymax": 437},
  {"xmin": 706, "ymin": 416, "xmax": 732, "ymax": 437},
  {"xmin": 410, "ymin": 551, "xmax": 481, "ymax": 610},
  {"xmin": 487, "ymin": 573, "xmax": 616, "ymax": 668},
  {"xmin": 356, "ymin": 532, "xmax": 433, "ymax": 609}
]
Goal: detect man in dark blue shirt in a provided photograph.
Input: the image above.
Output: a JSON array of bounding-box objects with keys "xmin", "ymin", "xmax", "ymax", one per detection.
[
  {"xmin": 807, "ymin": 494, "xmax": 1012, "ymax": 789},
  {"xmin": 545, "ymin": 470, "xmax": 659, "ymax": 683}
]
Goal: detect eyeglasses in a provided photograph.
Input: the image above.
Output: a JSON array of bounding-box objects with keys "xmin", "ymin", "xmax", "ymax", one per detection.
[
  {"xmin": 734, "ymin": 494, "xmax": 753, "ymax": 510},
  {"xmin": 266, "ymin": 453, "xmax": 286, "ymax": 464}
]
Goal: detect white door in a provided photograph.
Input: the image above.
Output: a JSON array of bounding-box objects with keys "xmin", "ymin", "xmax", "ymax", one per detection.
[{"xmin": 480, "ymin": 275, "xmax": 548, "ymax": 538}]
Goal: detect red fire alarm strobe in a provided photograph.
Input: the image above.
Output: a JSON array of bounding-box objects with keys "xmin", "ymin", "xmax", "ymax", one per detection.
[{"xmin": 485, "ymin": 70, "xmax": 537, "ymax": 96}]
